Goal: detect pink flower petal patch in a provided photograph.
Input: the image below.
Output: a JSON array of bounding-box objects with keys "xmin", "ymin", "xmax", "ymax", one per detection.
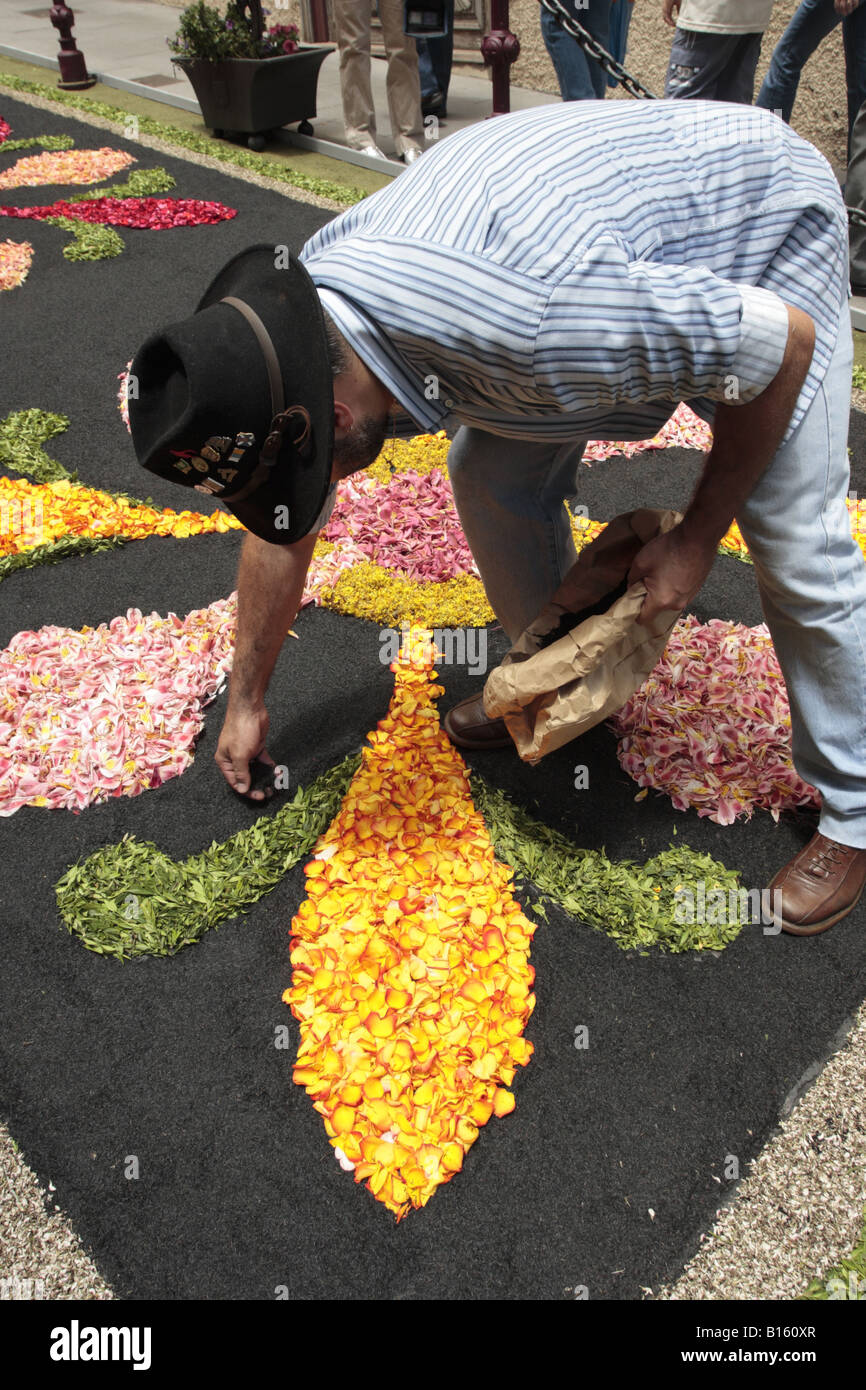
[
  {"xmin": 609, "ymin": 615, "xmax": 818, "ymax": 824},
  {"xmin": 0, "ymin": 597, "xmax": 238, "ymax": 815},
  {"xmin": 0, "ymin": 147, "xmax": 134, "ymax": 189}
]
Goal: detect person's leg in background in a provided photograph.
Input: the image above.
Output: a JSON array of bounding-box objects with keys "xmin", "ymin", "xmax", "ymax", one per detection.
[
  {"xmin": 332, "ymin": 0, "xmax": 379, "ymax": 151},
  {"xmin": 665, "ymin": 30, "xmax": 753, "ymax": 101},
  {"xmin": 755, "ymin": 0, "xmax": 839, "ymax": 124},
  {"xmin": 606, "ymin": 0, "xmax": 633, "ymax": 88},
  {"xmin": 734, "ymin": 298, "xmax": 866, "ymax": 921},
  {"xmin": 377, "ymin": 0, "xmax": 426, "ymax": 159},
  {"xmin": 541, "ymin": 0, "xmax": 613, "ymax": 102},
  {"xmin": 417, "ymin": 0, "xmax": 454, "ymax": 116},
  {"xmin": 714, "ymin": 32, "xmax": 764, "ymax": 104},
  {"xmin": 847, "ymin": 99, "xmax": 866, "ymax": 290},
  {"xmin": 843, "ymin": 1, "xmax": 866, "ymax": 156}
]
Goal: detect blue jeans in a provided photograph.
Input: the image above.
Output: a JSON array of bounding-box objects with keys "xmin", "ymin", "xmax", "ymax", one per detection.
[
  {"xmin": 541, "ymin": 0, "xmax": 613, "ymax": 102},
  {"xmin": 447, "ymin": 299, "xmax": 866, "ymax": 845},
  {"xmin": 416, "ymin": 0, "xmax": 453, "ymax": 104},
  {"xmin": 606, "ymin": 0, "xmax": 633, "ymax": 89},
  {"xmin": 664, "ymin": 29, "xmax": 763, "ymax": 104},
  {"xmin": 756, "ymin": 0, "xmax": 866, "ymax": 154}
]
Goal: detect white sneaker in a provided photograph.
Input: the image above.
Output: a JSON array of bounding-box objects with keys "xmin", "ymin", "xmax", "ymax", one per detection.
[
  {"xmin": 401, "ymin": 145, "xmax": 424, "ymax": 165},
  {"xmin": 355, "ymin": 141, "xmax": 389, "ymax": 161}
]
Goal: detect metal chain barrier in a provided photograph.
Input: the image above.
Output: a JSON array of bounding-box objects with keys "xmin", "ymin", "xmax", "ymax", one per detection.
[
  {"xmin": 536, "ymin": 0, "xmax": 865, "ymax": 234},
  {"xmin": 536, "ymin": 0, "xmax": 658, "ymax": 99}
]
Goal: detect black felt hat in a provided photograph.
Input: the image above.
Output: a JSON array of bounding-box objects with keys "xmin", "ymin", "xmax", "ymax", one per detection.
[{"xmin": 128, "ymin": 244, "xmax": 334, "ymax": 544}]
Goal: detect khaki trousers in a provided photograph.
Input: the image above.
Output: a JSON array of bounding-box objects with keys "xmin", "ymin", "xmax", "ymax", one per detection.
[{"xmin": 332, "ymin": 0, "xmax": 424, "ymax": 154}]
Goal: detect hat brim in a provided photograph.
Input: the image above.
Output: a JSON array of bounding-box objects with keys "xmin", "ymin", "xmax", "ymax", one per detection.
[{"xmin": 196, "ymin": 244, "xmax": 334, "ymax": 544}]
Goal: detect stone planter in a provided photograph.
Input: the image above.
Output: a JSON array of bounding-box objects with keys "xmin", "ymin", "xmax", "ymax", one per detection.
[{"xmin": 176, "ymin": 47, "xmax": 334, "ymax": 149}]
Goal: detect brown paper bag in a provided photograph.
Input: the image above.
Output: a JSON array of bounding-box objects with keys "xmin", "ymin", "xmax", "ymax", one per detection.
[{"xmin": 482, "ymin": 507, "xmax": 683, "ymax": 763}]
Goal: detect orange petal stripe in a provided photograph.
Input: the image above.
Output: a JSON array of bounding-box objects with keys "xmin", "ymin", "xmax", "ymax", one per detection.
[
  {"xmin": 282, "ymin": 629, "xmax": 536, "ymax": 1219},
  {"xmin": 0, "ymin": 476, "xmax": 244, "ymax": 554}
]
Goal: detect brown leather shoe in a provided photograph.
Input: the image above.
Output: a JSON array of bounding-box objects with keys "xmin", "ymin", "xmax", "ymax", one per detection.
[
  {"xmin": 443, "ymin": 692, "xmax": 513, "ymax": 750},
  {"xmin": 768, "ymin": 832, "xmax": 866, "ymax": 936}
]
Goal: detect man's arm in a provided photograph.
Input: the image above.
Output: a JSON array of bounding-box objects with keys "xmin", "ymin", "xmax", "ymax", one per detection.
[
  {"xmin": 215, "ymin": 528, "xmax": 318, "ymax": 799},
  {"xmin": 629, "ymin": 303, "xmax": 816, "ymax": 622}
]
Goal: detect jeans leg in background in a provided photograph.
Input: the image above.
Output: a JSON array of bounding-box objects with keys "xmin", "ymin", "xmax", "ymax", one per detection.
[
  {"xmin": 848, "ymin": 99, "xmax": 866, "ymax": 287},
  {"xmin": 541, "ymin": 0, "xmax": 613, "ymax": 102},
  {"xmin": 843, "ymin": 3, "xmax": 866, "ymax": 153},
  {"xmin": 715, "ymin": 34, "xmax": 762, "ymax": 104},
  {"xmin": 734, "ymin": 300, "xmax": 866, "ymax": 847},
  {"xmin": 416, "ymin": 0, "xmax": 454, "ymax": 106},
  {"xmin": 665, "ymin": 29, "xmax": 758, "ymax": 101},
  {"xmin": 606, "ymin": 0, "xmax": 633, "ymax": 88},
  {"xmin": 447, "ymin": 428, "xmax": 588, "ymax": 641},
  {"xmin": 755, "ymin": 0, "xmax": 839, "ymax": 124}
]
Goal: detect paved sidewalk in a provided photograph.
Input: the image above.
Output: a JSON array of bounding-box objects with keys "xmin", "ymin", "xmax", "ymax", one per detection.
[{"xmin": 0, "ymin": 0, "xmax": 553, "ymax": 163}]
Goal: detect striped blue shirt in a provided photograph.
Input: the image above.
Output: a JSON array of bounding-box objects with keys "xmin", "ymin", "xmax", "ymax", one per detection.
[{"xmin": 300, "ymin": 100, "xmax": 848, "ymax": 447}]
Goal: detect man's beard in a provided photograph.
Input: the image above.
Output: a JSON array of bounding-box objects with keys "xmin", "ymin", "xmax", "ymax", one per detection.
[{"xmin": 331, "ymin": 411, "xmax": 391, "ymax": 480}]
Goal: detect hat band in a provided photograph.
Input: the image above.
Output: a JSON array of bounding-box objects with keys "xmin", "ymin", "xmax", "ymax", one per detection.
[
  {"xmin": 221, "ymin": 295, "xmax": 285, "ymax": 417},
  {"xmin": 217, "ymin": 295, "xmax": 316, "ymax": 507}
]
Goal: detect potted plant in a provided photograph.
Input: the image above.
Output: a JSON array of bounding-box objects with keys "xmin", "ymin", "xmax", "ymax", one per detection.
[{"xmin": 168, "ymin": 0, "xmax": 334, "ymax": 150}]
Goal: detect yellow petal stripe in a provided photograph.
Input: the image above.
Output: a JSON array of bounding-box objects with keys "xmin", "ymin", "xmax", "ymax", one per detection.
[
  {"xmin": 282, "ymin": 629, "xmax": 536, "ymax": 1219},
  {"xmin": 0, "ymin": 476, "xmax": 243, "ymax": 554}
]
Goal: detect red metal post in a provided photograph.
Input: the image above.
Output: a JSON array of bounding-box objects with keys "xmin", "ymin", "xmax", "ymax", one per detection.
[
  {"xmin": 480, "ymin": 0, "xmax": 520, "ymax": 116},
  {"xmin": 49, "ymin": 3, "xmax": 95, "ymax": 90},
  {"xmin": 308, "ymin": 0, "xmax": 331, "ymax": 43}
]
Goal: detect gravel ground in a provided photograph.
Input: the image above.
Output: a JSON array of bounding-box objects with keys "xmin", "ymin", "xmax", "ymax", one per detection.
[
  {"xmin": 0, "ymin": 1123, "xmax": 113, "ymax": 1301},
  {"xmin": 660, "ymin": 1001, "xmax": 866, "ymax": 1301}
]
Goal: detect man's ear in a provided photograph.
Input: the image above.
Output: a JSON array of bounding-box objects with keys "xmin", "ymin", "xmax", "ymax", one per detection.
[{"xmin": 333, "ymin": 398, "xmax": 355, "ymax": 435}]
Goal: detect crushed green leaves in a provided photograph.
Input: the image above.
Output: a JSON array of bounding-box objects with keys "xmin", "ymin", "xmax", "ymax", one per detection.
[
  {"xmin": 470, "ymin": 775, "xmax": 747, "ymax": 952},
  {"xmin": 0, "ymin": 533, "xmax": 127, "ymax": 582},
  {"xmin": 56, "ymin": 754, "xmax": 361, "ymax": 960},
  {"xmin": 0, "ymin": 408, "xmax": 72, "ymax": 482},
  {"xmin": 44, "ymin": 214, "xmax": 124, "ymax": 262},
  {"xmin": 67, "ymin": 166, "xmax": 176, "ymax": 201},
  {"xmin": 0, "ymin": 133, "xmax": 74, "ymax": 152}
]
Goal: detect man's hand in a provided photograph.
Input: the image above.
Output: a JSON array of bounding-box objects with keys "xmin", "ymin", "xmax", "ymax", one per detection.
[
  {"xmin": 215, "ymin": 702, "xmax": 275, "ymax": 800},
  {"xmin": 214, "ymin": 527, "xmax": 317, "ymax": 801},
  {"xmin": 835, "ymin": 0, "xmax": 860, "ymax": 16},
  {"xmin": 663, "ymin": 0, "xmax": 681, "ymax": 27},
  {"xmin": 631, "ymin": 300, "xmax": 815, "ymax": 624},
  {"xmin": 628, "ymin": 522, "xmax": 718, "ymax": 624}
]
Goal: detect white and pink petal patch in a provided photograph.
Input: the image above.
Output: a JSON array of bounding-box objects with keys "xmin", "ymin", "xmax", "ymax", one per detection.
[
  {"xmin": 609, "ymin": 616, "xmax": 818, "ymax": 825},
  {"xmin": 0, "ymin": 597, "xmax": 237, "ymax": 815}
]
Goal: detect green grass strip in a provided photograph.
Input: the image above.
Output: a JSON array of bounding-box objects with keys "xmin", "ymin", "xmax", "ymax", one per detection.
[
  {"xmin": 67, "ymin": 166, "xmax": 176, "ymax": 201},
  {"xmin": 0, "ymin": 133, "xmax": 74, "ymax": 152},
  {"xmin": 801, "ymin": 1213, "xmax": 866, "ymax": 1300},
  {"xmin": 55, "ymin": 753, "xmax": 362, "ymax": 960},
  {"xmin": 469, "ymin": 774, "xmax": 746, "ymax": 952},
  {"xmin": 0, "ymin": 73, "xmax": 367, "ymax": 206},
  {"xmin": 0, "ymin": 533, "xmax": 128, "ymax": 581},
  {"xmin": 43, "ymin": 214, "xmax": 125, "ymax": 262},
  {"xmin": 853, "ymin": 364, "xmax": 866, "ymax": 392},
  {"xmin": 0, "ymin": 408, "xmax": 72, "ymax": 482}
]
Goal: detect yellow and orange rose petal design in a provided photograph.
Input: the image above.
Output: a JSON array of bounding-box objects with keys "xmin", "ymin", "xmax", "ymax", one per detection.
[
  {"xmin": 283, "ymin": 629, "xmax": 536, "ymax": 1220},
  {"xmin": 0, "ymin": 476, "xmax": 244, "ymax": 555}
]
